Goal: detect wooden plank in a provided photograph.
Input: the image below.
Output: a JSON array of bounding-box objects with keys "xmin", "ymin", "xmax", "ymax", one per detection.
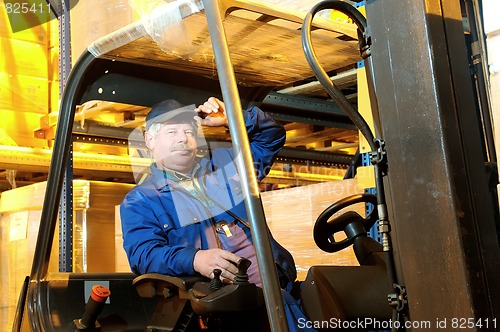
[{"xmin": 285, "ymin": 127, "xmax": 356, "ymax": 146}]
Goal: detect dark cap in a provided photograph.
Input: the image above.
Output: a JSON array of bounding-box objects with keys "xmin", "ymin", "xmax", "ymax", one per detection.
[{"xmin": 145, "ymin": 99, "xmax": 197, "ymax": 131}]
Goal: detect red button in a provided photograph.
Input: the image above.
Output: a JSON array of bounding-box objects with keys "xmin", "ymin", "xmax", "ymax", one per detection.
[{"xmin": 90, "ymin": 285, "xmax": 111, "ymax": 303}]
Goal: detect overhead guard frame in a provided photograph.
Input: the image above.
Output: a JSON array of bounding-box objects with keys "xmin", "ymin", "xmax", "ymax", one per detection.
[{"xmin": 25, "ymin": 1, "xmax": 364, "ymax": 331}]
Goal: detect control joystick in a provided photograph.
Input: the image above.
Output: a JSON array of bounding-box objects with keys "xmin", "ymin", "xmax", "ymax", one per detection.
[
  {"xmin": 189, "ymin": 257, "xmax": 264, "ymax": 315},
  {"xmin": 210, "ymin": 269, "xmax": 223, "ymax": 290},
  {"xmin": 72, "ymin": 285, "xmax": 111, "ymax": 331},
  {"xmin": 234, "ymin": 258, "xmax": 251, "ymax": 284}
]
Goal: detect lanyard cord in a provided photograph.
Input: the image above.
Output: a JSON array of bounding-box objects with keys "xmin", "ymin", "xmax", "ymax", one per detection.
[
  {"xmin": 165, "ymin": 178, "xmax": 223, "ymax": 249},
  {"xmin": 200, "ymin": 143, "xmax": 253, "ymax": 230},
  {"xmin": 199, "ymin": 162, "xmax": 252, "ymax": 230}
]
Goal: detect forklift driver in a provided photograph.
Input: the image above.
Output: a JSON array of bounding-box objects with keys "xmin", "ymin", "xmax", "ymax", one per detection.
[{"xmin": 120, "ymin": 97, "xmax": 315, "ymax": 331}]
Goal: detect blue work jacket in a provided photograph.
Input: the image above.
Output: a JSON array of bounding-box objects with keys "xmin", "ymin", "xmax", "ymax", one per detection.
[{"xmin": 120, "ymin": 106, "xmax": 297, "ymax": 287}]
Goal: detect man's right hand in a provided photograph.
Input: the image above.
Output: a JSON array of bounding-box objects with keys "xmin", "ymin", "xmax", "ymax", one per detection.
[
  {"xmin": 194, "ymin": 97, "xmax": 228, "ymax": 127},
  {"xmin": 193, "ymin": 248, "xmax": 241, "ymax": 283}
]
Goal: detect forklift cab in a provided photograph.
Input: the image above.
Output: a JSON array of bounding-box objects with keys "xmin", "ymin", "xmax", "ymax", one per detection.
[{"xmin": 14, "ymin": 1, "xmax": 402, "ymax": 331}]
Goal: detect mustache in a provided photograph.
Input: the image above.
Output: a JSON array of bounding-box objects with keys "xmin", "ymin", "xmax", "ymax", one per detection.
[{"xmin": 170, "ymin": 143, "xmax": 195, "ymax": 152}]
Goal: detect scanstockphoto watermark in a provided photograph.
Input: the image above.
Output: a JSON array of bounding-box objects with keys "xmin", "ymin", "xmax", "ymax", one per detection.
[
  {"xmin": 297, "ymin": 317, "xmax": 433, "ymax": 330},
  {"xmin": 297, "ymin": 317, "xmax": 497, "ymax": 330}
]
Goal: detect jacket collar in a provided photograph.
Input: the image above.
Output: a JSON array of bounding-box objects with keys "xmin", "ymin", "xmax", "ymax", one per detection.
[{"xmin": 149, "ymin": 162, "xmax": 202, "ymax": 191}]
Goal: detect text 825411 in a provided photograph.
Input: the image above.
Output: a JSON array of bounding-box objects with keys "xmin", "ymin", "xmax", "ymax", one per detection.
[{"xmin": 4, "ymin": 2, "xmax": 51, "ymax": 15}]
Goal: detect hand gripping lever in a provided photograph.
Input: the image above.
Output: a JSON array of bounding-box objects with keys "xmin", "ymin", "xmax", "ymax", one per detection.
[{"xmin": 188, "ymin": 258, "xmax": 264, "ymax": 315}]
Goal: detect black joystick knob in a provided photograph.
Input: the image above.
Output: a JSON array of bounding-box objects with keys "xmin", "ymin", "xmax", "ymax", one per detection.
[
  {"xmin": 209, "ymin": 268, "xmax": 223, "ymax": 290},
  {"xmin": 234, "ymin": 258, "xmax": 251, "ymax": 284}
]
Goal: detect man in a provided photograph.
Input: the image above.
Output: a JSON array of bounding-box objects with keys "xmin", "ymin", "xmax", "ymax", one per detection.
[
  {"xmin": 121, "ymin": 96, "xmax": 295, "ymax": 283},
  {"xmin": 120, "ymin": 97, "xmax": 313, "ymax": 331}
]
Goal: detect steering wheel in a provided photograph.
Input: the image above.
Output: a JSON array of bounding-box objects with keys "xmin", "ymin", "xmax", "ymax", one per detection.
[{"xmin": 314, "ymin": 193, "xmax": 378, "ymax": 253}]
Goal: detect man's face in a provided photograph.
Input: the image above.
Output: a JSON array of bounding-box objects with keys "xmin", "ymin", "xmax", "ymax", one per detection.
[{"xmin": 145, "ymin": 123, "xmax": 197, "ymax": 174}]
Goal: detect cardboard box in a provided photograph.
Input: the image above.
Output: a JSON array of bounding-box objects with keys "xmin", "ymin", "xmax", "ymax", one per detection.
[
  {"xmin": 69, "ymin": 0, "xmax": 139, "ymax": 64},
  {"xmin": 0, "ymin": 180, "xmax": 135, "ymax": 271},
  {"xmin": 48, "ymin": 15, "xmax": 58, "ymax": 48},
  {"xmin": 114, "ymin": 205, "xmax": 130, "ymax": 272},
  {"xmin": 262, "ymin": 179, "xmax": 364, "ymax": 280},
  {"xmin": 48, "ymin": 46, "xmax": 58, "ymax": 81},
  {"xmin": 0, "ymin": 180, "xmax": 135, "ymax": 331},
  {"xmin": 0, "ymin": 109, "xmax": 47, "ymax": 147},
  {"xmin": 0, "ymin": 0, "xmax": 50, "ymax": 45},
  {"xmin": 482, "ymin": 0, "xmax": 500, "ymax": 35},
  {"xmin": 49, "ymin": 79, "xmax": 60, "ymax": 112},
  {"xmin": 0, "ymin": 72, "xmax": 48, "ymax": 113},
  {"xmin": 0, "ymin": 209, "xmax": 59, "ymax": 331},
  {"xmin": 0, "ymin": 181, "xmax": 59, "ymax": 332},
  {"xmin": 0, "ymin": 37, "xmax": 48, "ymax": 78}
]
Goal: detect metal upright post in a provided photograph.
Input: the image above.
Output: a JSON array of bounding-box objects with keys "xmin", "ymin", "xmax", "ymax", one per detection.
[
  {"xmin": 202, "ymin": 1, "xmax": 289, "ymax": 331},
  {"xmin": 58, "ymin": 0, "xmax": 73, "ymax": 272},
  {"xmin": 365, "ymin": 0, "xmax": 500, "ymax": 322}
]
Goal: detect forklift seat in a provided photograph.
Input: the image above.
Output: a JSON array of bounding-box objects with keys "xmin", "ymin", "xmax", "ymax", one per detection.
[{"xmin": 301, "ymin": 264, "xmax": 393, "ymax": 326}]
